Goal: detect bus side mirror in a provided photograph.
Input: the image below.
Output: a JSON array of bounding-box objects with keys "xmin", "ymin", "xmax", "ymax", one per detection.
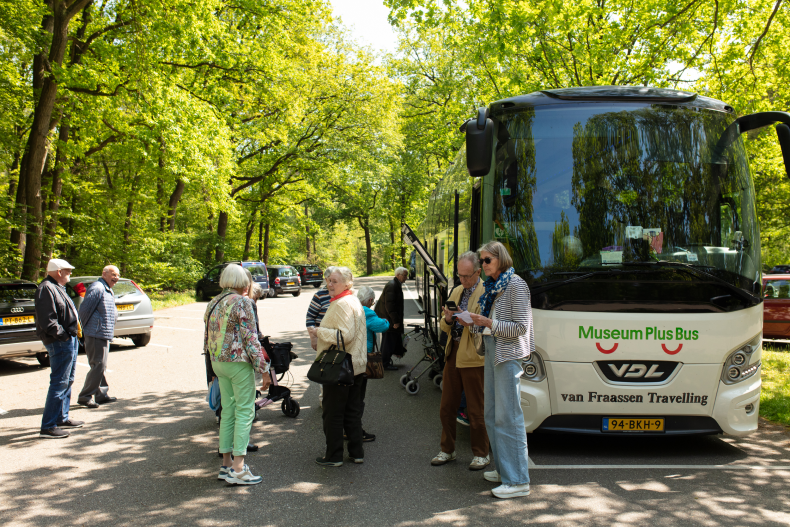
[
  {"xmin": 465, "ymin": 107, "xmax": 494, "ymax": 178},
  {"xmin": 776, "ymin": 123, "xmax": 790, "ymax": 180}
]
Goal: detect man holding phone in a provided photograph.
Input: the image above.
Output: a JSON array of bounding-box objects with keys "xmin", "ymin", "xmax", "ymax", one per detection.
[{"xmin": 431, "ymin": 252, "xmax": 490, "ymax": 470}]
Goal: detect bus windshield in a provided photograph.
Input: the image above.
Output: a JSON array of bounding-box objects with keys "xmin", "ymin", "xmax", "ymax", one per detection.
[{"xmin": 491, "ymin": 103, "xmax": 760, "ymax": 312}]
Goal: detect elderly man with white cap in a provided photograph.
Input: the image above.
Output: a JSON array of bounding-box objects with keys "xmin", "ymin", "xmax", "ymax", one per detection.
[
  {"xmin": 77, "ymin": 265, "xmax": 120, "ymax": 408},
  {"xmin": 35, "ymin": 258, "xmax": 84, "ymax": 438}
]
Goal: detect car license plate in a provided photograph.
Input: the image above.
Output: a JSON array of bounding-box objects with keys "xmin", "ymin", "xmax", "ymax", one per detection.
[
  {"xmin": 0, "ymin": 315, "xmax": 34, "ymax": 326},
  {"xmin": 603, "ymin": 418, "xmax": 664, "ymax": 432},
  {"xmin": 287, "ymin": 282, "xmax": 295, "ymax": 286},
  {"xmin": 117, "ymin": 304, "xmax": 134, "ymax": 312}
]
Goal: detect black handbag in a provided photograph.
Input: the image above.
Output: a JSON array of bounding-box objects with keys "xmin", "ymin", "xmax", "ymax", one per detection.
[{"xmin": 307, "ymin": 330, "xmax": 355, "ymax": 386}]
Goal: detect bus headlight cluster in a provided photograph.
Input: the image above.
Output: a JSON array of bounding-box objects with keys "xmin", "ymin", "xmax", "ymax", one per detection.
[
  {"xmin": 720, "ymin": 333, "xmax": 761, "ymax": 385},
  {"xmin": 522, "ymin": 352, "xmax": 546, "ymax": 382}
]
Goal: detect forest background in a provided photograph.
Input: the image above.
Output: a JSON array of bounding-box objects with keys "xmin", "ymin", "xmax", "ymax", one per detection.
[{"xmin": 1, "ymin": 0, "xmax": 789, "ymax": 291}]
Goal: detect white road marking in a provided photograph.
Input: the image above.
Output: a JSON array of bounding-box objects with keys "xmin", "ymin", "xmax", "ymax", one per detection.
[
  {"xmin": 530, "ymin": 464, "xmax": 790, "ymax": 470},
  {"xmin": 402, "ymin": 282, "xmax": 423, "ymax": 311},
  {"xmin": 76, "ymin": 362, "xmax": 113, "ymax": 373},
  {"xmin": 147, "ymin": 343, "xmax": 172, "ymax": 348},
  {"xmin": 152, "ymin": 326, "xmax": 198, "ymax": 331}
]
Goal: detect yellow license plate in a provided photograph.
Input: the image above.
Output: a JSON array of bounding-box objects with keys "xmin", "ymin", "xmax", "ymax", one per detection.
[
  {"xmin": 603, "ymin": 418, "xmax": 664, "ymax": 432},
  {"xmin": 117, "ymin": 304, "xmax": 134, "ymax": 312},
  {"xmin": 1, "ymin": 315, "xmax": 34, "ymax": 326},
  {"xmin": 287, "ymin": 282, "xmax": 294, "ymax": 285}
]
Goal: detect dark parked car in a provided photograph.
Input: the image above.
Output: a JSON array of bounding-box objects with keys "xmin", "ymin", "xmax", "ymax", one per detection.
[
  {"xmin": 0, "ymin": 278, "xmax": 49, "ymax": 366},
  {"xmin": 292, "ymin": 264, "xmax": 323, "ymax": 288},
  {"xmin": 763, "ymin": 274, "xmax": 790, "ymax": 338},
  {"xmin": 196, "ymin": 261, "xmax": 269, "ymax": 301},
  {"xmin": 769, "ymin": 265, "xmax": 790, "ymax": 274},
  {"xmin": 267, "ymin": 265, "xmax": 301, "ymax": 297},
  {"xmin": 67, "ymin": 277, "xmax": 154, "ymax": 348}
]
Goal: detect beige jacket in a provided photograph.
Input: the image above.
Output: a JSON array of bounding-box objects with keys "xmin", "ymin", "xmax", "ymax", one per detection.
[
  {"xmin": 316, "ymin": 293, "xmax": 368, "ymax": 376},
  {"xmin": 439, "ymin": 280, "xmax": 485, "ymax": 368}
]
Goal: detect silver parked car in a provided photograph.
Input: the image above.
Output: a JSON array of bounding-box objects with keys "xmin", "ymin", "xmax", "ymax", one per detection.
[{"xmin": 67, "ymin": 277, "xmax": 154, "ymax": 347}]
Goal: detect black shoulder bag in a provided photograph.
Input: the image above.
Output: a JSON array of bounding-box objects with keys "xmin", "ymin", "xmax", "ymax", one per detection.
[{"xmin": 307, "ymin": 330, "xmax": 355, "ymax": 386}]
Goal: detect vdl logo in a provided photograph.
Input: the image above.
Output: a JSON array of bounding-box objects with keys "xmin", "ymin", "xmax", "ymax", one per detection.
[{"xmin": 597, "ymin": 361, "xmax": 679, "ymax": 383}]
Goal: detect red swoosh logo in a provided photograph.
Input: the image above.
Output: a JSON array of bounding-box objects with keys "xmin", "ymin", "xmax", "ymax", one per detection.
[
  {"xmin": 596, "ymin": 342, "xmax": 618, "ymax": 354},
  {"xmin": 662, "ymin": 343, "xmax": 683, "ymax": 355}
]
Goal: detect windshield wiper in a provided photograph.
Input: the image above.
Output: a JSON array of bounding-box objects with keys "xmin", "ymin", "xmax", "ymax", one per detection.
[{"xmin": 620, "ymin": 261, "xmax": 761, "ymax": 305}]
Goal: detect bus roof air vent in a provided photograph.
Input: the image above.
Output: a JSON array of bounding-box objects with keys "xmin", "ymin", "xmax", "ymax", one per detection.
[{"xmin": 540, "ymin": 86, "xmax": 698, "ymax": 103}]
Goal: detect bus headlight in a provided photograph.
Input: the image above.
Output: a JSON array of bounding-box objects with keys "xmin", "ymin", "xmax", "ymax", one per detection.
[
  {"xmin": 522, "ymin": 352, "xmax": 546, "ymax": 382},
  {"xmin": 720, "ymin": 333, "xmax": 761, "ymax": 385}
]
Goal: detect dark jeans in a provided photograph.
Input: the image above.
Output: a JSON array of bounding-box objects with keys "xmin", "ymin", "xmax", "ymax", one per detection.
[
  {"xmin": 41, "ymin": 336, "xmax": 78, "ymax": 429},
  {"xmin": 322, "ymin": 374, "xmax": 365, "ymax": 462}
]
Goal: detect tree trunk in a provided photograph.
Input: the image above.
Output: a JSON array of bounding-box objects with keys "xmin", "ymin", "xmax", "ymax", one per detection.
[
  {"xmin": 65, "ymin": 192, "xmax": 77, "ymax": 260},
  {"xmin": 304, "ymin": 202, "xmax": 311, "ymax": 258},
  {"xmin": 166, "ymin": 178, "xmax": 185, "ymax": 232},
  {"xmin": 358, "ymin": 216, "xmax": 373, "ymax": 275},
  {"xmin": 263, "ymin": 222, "xmax": 270, "ymax": 264},
  {"xmin": 242, "ymin": 211, "xmax": 256, "ymax": 261},
  {"xmin": 312, "ymin": 234, "xmax": 316, "ymax": 256},
  {"xmin": 20, "ymin": 0, "xmax": 91, "ymax": 281},
  {"xmin": 9, "ymin": 150, "xmax": 27, "ymax": 259},
  {"xmin": 257, "ymin": 220, "xmax": 264, "ymax": 261},
  {"xmin": 6, "ymin": 150, "xmax": 19, "ymax": 212},
  {"xmin": 43, "ymin": 119, "xmax": 69, "ymax": 261},
  {"xmin": 215, "ymin": 211, "xmax": 228, "ymax": 261},
  {"xmin": 121, "ymin": 174, "xmax": 141, "ymax": 276}
]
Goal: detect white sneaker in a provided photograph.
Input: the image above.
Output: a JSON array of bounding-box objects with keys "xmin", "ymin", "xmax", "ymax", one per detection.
[
  {"xmin": 226, "ymin": 464, "xmax": 262, "ymax": 485},
  {"xmin": 431, "ymin": 451, "xmax": 456, "ymax": 466},
  {"xmin": 492, "ymin": 483, "xmax": 530, "ymax": 499},
  {"xmin": 483, "ymin": 469, "xmax": 501, "ymax": 482},
  {"xmin": 469, "ymin": 455, "xmax": 490, "ymax": 471}
]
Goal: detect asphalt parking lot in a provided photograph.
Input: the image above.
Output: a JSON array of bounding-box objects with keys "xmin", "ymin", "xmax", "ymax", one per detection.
[{"xmin": 1, "ymin": 276, "xmax": 789, "ymax": 526}]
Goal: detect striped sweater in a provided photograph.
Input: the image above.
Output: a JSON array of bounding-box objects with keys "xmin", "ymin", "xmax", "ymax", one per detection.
[
  {"xmin": 475, "ymin": 274, "xmax": 535, "ymax": 365},
  {"xmin": 305, "ymin": 288, "xmax": 331, "ymax": 328}
]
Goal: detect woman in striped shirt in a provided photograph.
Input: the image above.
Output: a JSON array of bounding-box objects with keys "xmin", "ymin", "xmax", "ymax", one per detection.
[{"xmin": 466, "ymin": 241, "xmax": 534, "ymax": 499}]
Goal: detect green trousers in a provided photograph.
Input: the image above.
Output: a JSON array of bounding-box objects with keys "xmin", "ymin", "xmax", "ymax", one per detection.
[{"xmin": 212, "ymin": 360, "xmax": 255, "ymax": 457}]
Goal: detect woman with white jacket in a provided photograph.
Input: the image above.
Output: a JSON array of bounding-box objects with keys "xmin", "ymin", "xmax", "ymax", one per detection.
[{"xmin": 307, "ymin": 267, "xmax": 367, "ymax": 466}]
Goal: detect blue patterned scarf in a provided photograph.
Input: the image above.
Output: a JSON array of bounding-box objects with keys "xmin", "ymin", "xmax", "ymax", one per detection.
[{"xmin": 478, "ymin": 267, "xmax": 515, "ymax": 317}]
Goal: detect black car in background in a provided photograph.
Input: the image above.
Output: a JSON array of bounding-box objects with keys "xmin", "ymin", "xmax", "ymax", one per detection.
[
  {"xmin": 770, "ymin": 265, "xmax": 790, "ymax": 274},
  {"xmin": 0, "ymin": 279, "xmax": 49, "ymax": 366},
  {"xmin": 196, "ymin": 261, "xmax": 270, "ymax": 301},
  {"xmin": 267, "ymin": 265, "xmax": 301, "ymax": 297},
  {"xmin": 292, "ymin": 264, "xmax": 323, "ymax": 288}
]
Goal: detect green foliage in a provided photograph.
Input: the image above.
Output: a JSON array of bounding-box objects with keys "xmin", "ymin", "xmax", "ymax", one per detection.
[
  {"xmin": 760, "ymin": 346, "xmax": 790, "ymax": 426},
  {"xmin": 149, "ymin": 289, "xmax": 198, "ymax": 311}
]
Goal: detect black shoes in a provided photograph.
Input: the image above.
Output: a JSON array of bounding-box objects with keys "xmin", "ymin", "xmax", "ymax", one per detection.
[
  {"xmin": 247, "ymin": 443, "xmax": 258, "ymax": 452},
  {"xmin": 39, "ymin": 427, "xmax": 69, "ymax": 439},
  {"xmin": 315, "ymin": 457, "xmax": 343, "ymax": 467},
  {"xmin": 384, "ymin": 364, "xmax": 398, "ymax": 371},
  {"xmin": 78, "ymin": 398, "xmax": 99, "ymax": 408},
  {"xmin": 57, "ymin": 419, "xmax": 84, "ymax": 429},
  {"xmin": 96, "ymin": 396, "xmax": 117, "ymax": 404},
  {"xmin": 363, "ymin": 431, "xmax": 376, "ymax": 442}
]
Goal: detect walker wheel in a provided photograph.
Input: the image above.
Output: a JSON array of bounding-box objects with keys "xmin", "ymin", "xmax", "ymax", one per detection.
[
  {"xmin": 399, "ymin": 374, "xmax": 410, "ymax": 388},
  {"xmin": 282, "ymin": 399, "xmax": 300, "ymax": 418},
  {"xmin": 433, "ymin": 374, "xmax": 443, "ymax": 388},
  {"xmin": 405, "ymin": 380, "xmax": 420, "ymax": 395}
]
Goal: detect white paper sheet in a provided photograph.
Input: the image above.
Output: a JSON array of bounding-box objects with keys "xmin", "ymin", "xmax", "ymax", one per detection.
[{"xmin": 453, "ymin": 310, "xmax": 474, "ymax": 324}]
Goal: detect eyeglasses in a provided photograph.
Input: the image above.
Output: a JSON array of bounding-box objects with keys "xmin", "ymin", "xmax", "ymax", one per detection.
[
  {"xmin": 479, "ymin": 257, "xmax": 496, "ymax": 265},
  {"xmin": 458, "ymin": 272, "xmax": 479, "ymax": 279}
]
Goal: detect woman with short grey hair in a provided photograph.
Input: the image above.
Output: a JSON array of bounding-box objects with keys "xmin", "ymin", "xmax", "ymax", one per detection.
[
  {"xmin": 307, "ymin": 267, "xmax": 368, "ymax": 466},
  {"xmin": 205, "ymin": 264, "xmax": 271, "ymax": 484},
  {"xmin": 462, "ymin": 241, "xmax": 534, "ymax": 499}
]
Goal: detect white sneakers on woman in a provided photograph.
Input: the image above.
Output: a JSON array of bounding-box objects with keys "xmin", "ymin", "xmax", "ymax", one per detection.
[
  {"xmin": 226, "ymin": 464, "xmax": 262, "ymax": 485},
  {"xmin": 484, "ymin": 469, "xmax": 530, "ymax": 498},
  {"xmin": 483, "ymin": 469, "xmax": 501, "ymax": 482}
]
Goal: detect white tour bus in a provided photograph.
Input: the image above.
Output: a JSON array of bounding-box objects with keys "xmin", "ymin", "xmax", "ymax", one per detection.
[{"xmin": 408, "ymin": 86, "xmax": 790, "ymax": 436}]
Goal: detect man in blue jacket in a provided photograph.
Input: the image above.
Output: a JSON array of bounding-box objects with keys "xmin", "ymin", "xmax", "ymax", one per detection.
[{"xmin": 77, "ymin": 265, "xmax": 120, "ymax": 408}]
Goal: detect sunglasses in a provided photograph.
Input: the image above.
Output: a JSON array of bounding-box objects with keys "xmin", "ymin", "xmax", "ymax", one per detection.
[{"xmin": 479, "ymin": 257, "xmax": 496, "ymax": 265}]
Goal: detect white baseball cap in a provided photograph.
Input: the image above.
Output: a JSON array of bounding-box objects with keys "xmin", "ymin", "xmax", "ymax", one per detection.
[{"xmin": 46, "ymin": 258, "xmax": 75, "ymax": 272}]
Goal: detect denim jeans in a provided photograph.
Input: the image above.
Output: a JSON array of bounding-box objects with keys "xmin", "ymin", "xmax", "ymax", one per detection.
[
  {"xmin": 41, "ymin": 336, "xmax": 78, "ymax": 430},
  {"xmin": 483, "ymin": 335, "xmax": 530, "ymax": 486}
]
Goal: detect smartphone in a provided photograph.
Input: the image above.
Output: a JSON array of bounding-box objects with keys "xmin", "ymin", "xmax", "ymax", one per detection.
[{"xmin": 445, "ymin": 300, "xmax": 458, "ymax": 311}]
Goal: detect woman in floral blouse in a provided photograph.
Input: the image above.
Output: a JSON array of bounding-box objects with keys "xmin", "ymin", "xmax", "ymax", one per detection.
[{"xmin": 204, "ymin": 264, "xmax": 270, "ymax": 485}]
